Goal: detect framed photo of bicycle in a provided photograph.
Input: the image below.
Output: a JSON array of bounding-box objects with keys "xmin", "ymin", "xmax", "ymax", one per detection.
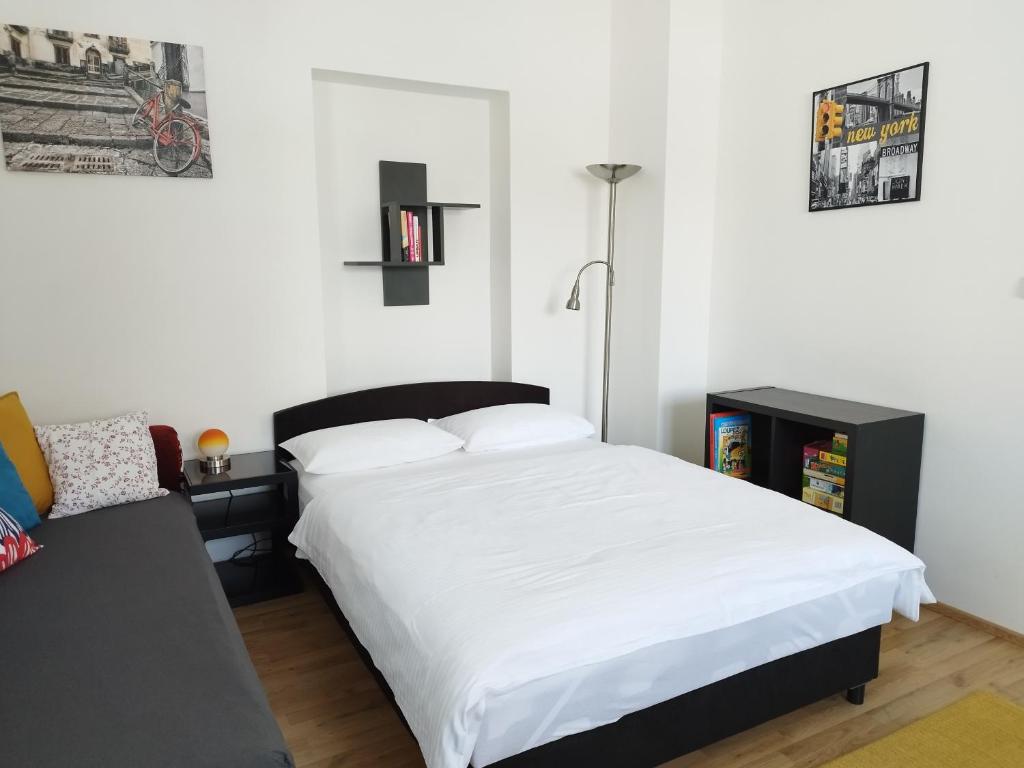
[
  {"xmin": 0, "ymin": 25, "xmax": 212, "ymax": 177},
  {"xmin": 809, "ymin": 62, "xmax": 928, "ymax": 212}
]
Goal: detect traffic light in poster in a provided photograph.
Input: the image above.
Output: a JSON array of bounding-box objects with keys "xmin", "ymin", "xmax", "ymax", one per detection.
[{"xmin": 815, "ymin": 99, "xmax": 845, "ymax": 142}]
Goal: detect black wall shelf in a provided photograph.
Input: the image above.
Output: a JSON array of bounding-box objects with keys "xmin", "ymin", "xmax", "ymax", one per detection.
[
  {"xmin": 705, "ymin": 387, "xmax": 924, "ymax": 552},
  {"xmin": 383, "ymin": 201, "xmax": 480, "ymax": 209},
  {"xmin": 343, "ymin": 261, "xmax": 444, "ymax": 268},
  {"xmin": 342, "ymin": 161, "xmax": 480, "ymax": 306}
]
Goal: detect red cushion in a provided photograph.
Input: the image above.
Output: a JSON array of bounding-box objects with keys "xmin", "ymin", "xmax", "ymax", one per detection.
[
  {"xmin": 0, "ymin": 505, "xmax": 41, "ymax": 573},
  {"xmin": 149, "ymin": 425, "xmax": 183, "ymax": 490}
]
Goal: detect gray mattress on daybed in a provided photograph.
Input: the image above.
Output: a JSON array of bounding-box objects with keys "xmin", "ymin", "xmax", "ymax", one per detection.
[{"xmin": 0, "ymin": 493, "xmax": 293, "ymax": 768}]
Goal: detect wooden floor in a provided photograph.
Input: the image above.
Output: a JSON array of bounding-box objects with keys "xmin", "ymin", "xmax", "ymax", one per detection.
[{"xmin": 235, "ymin": 588, "xmax": 1024, "ymax": 768}]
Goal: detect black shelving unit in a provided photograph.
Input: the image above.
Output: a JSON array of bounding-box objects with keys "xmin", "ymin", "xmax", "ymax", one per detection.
[
  {"xmin": 343, "ymin": 161, "xmax": 480, "ymax": 306},
  {"xmin": 182, "ymin": 451, "xmax": 302, "ymax": 607},
  {"xmin": 705, "ymin": 387, "xmax": 924, "ymax": 551}
]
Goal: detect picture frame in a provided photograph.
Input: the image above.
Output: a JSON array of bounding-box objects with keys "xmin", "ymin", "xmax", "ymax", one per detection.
[
  {"xmin": 808, "ymin": 62, "xmax": 928, "ymax": 212},
  {"xmin": 0, "ymin": 24, "xmax": 212, "ymax": 177}
]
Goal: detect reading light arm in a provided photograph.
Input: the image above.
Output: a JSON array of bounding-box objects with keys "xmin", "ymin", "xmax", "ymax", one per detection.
[
  {"xmin": 575, "ymin": 260, "xmax": 610, "ymax": 287},
  {"xmin": 566, "ymin": 259, "xmax": 610, "ymax": 310}
]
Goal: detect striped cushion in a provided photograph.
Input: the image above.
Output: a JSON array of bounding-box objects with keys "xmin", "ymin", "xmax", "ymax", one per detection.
[{"xmin": 0, "ymin": 505, "xmax": 41, "ymax": 573}]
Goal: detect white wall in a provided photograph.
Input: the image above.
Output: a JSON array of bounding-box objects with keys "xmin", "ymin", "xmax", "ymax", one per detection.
[
  {"xmin": 655, "ymin": 0, "xmax": 722, "ymax": 462},
  {"xmin": 602, "ymin": 0, "xmax": 722, "ymax": 462},
  {"xmin": 0, "ymin": 0, "xmax": 612, "ymax": 454},
  {"xmin": 604, "ymin": 0, "xmax": 670, "ymax": 448},
  {"xmin": 706, "ymin": 0, "xmax": 1024, "ymax": 631},
  {"xmin": 311, "ymin": 73, "xmax": 499, "ymax": 393}
]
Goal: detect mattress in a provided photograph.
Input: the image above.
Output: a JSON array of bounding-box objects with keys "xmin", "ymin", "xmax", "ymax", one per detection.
[{"xmin": 289, "ymin": 439, "xmax": 934, "ymax": 768}]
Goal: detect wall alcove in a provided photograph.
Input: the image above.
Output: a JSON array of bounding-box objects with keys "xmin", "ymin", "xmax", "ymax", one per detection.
[{"xmin": 311, "ymin": 70, "xmax": 511, "ymax": 391}]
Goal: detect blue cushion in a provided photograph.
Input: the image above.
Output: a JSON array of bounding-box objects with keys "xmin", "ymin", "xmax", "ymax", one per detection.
[{"xmin": 0, "ymin": 441, "xmax": 40, "ymax": 531}]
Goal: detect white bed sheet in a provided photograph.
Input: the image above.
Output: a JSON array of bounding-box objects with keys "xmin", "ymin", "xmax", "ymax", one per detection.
[{"xmin": 289, "ymin": 440, "xmax": 934, "ymax": 768}]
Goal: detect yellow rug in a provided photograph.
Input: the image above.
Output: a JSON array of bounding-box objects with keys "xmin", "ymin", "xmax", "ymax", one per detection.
[{"xmin": 824, "ymin": 691, "xmax": 1024, "ymax": 767}]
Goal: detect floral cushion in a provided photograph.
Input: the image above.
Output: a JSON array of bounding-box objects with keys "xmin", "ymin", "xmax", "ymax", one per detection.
[
  {"xmin": 0, "ymin": 505, "xmax": 42, "ymax": 573},
  {"xmin": 34, "ymin": 411, "xmax": 168, "ymax": 518}
]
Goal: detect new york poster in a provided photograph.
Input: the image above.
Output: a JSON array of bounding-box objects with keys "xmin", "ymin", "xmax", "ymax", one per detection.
[{"xmin": 809, "ymin": 62, "xmax": 928, "ymax": 211}]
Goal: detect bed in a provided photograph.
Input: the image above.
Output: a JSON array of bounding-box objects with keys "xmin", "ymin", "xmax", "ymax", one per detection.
[{"xmin": 273, "ymin": 381, "xmax": 934, "ymax": 768}]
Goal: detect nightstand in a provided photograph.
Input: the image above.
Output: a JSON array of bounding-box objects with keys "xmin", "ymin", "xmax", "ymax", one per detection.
[{"xmin": 182, "ymin": 451, "xmax": 303, "ymax": 607}]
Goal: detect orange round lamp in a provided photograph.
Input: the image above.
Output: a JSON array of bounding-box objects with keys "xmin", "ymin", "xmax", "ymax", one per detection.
[{"xmin": 198, "ymin": 428, "xmax": 231, "ymax": 474}]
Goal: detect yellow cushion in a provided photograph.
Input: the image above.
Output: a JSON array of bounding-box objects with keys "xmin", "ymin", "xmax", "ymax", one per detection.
[{"xmin": 0, "ymin": 392, "xmax": 53, "ymax": 514}]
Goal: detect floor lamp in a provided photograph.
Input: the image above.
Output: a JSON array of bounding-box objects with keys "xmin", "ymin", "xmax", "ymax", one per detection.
[{"xmin": 566, "ymin": 163, "xmax": 641, "ymax": 442}]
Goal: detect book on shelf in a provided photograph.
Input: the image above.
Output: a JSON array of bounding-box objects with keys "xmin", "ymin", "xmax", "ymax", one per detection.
[
  {"xmin": 404, "ymin": 211, "xmax": 413, "ymax": 261},
  {"xmin": 802, "ymin": 439, "xmax": 847, "ymax": 467},
  {"xmin": 818, "ymin": 449, "xmax": 847, "ymax": 467},
  {"xmin": 414, "ymin": 215, "xmax": 422, "ymax": 262},
  {"xmin": 802, "ymin": 440, "xmax": 829, "ymax": 461},
  {"xmin": 802, "ymin": 486, "xmax": 844, "ymax": 515},
  {"xmin": 803, "ymin": 467, "xmax": 845, "ymax": 487},
  {"xmin": 804, "ymin": 457, "xmax": 846, "ymax": 479},
  {"xmin": 708, "ymin": 411, "xmax": 752, "ymax": 479},
  {"xmin": 802, "ymin": 474, "xmax": 844, "ymax": 496},
  {"xmin": 403, "ymin": 211, "xmax": 418, "ymax": 262},
  {"xmin": 401, "ymin": 210, "xmax": 413, "ymax": 262},
  {"xmin": 400, "ymin": 211, "xmax": 410, "ymax": 261},
  {"xmin": 801, "ymin": 434, "xmax": 847, "ymax": 515}
]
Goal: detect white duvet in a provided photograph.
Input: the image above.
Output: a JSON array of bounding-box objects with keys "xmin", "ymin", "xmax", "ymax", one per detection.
[{"xmin": 290, "ymin": 440, "xmax": 934, "ymax": 768}]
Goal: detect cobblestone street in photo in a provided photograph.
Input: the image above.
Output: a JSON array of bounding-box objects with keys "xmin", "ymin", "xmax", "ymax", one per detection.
[{"xmin": 3, "ymin": 141, "xmax": 212, "ymax": 176}]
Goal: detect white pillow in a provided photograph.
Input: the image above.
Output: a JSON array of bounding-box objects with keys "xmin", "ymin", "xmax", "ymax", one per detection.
[
  {"xmin": 280, "ymin": 418, "xmax": 464, "ymax": 474},
  {"xmin": 432, "ymin": 403, "xmax": 595, "ymax": 453},
  {"xmin": 34, "ymin": 410, "xmax": 168, "ymax": 518}
]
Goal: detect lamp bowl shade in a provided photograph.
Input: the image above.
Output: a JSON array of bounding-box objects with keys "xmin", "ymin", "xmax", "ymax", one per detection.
[
  {"xmin": 197, "ymin": 428, "xmax": 230, "ymax": 459},
  {"xmin": 586, "ymin": 163, "xmax": 641, "ymax": 183}
]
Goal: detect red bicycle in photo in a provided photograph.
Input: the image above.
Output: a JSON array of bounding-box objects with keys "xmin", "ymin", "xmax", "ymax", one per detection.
[{"xmin": 129, "ymin": 75, "xmax": 203, "ymax": 175}]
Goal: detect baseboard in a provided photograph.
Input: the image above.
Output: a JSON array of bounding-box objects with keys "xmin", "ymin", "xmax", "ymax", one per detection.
[{"xmin": 927, "ymin": 602, "xmax": 1024, "ymax": 648}]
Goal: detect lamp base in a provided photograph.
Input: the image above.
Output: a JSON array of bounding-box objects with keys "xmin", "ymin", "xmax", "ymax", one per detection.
[{"xmin": 199, "ymin": 455, "xmax": 231, "ymax": 474}]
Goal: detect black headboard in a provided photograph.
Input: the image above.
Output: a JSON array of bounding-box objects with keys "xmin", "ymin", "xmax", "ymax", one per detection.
[{"xmin": 273, "ymin": 381, "xmax": 550, "ymax": 457}]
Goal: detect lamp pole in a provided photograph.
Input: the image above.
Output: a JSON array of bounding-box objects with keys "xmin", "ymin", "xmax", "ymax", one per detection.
[
  {"xmin": 600, "ymin": 177, "xmax": 617, "ymax": 443},
  {"xmin": 566, "ymin": 163, "xmax": 641, "ymax": 443}
]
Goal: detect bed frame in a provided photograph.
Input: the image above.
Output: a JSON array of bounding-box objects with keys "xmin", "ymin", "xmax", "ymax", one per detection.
[{"xmin": 273, "ymin": 381, "xmax": 881, "ymax": 768}]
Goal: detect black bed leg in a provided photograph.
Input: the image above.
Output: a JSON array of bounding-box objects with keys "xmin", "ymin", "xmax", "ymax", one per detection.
[{"xmin": 845, "ymin": 684, "xmax": 866, "ymax": 705}]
